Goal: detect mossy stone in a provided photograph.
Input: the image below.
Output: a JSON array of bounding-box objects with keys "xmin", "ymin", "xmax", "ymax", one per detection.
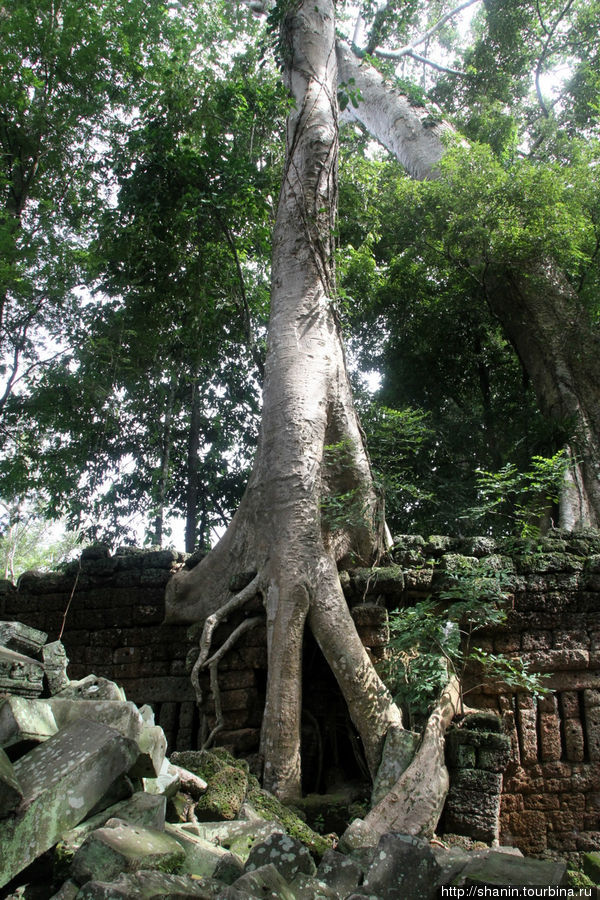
[{"xmin": 194, "ymin": 765, "xmax": 248, "ymax": 821}]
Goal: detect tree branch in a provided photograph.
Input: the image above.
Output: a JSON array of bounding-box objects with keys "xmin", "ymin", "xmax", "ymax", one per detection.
[{"xmin": 370, "ymin": 0, "xmax": 482, "ymax": 62}]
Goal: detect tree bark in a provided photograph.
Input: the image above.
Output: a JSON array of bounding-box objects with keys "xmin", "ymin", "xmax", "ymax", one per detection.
[{"xmin": 166, "ymin": 0, "xmax": 402, "ymax": 802}]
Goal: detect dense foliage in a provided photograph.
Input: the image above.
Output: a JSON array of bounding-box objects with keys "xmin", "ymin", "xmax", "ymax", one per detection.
[{"xmin": 1, "ymin": 0, "xmax": 600, "ymax": 558}]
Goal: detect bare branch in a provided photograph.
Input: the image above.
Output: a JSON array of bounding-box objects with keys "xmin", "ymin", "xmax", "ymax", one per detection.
[
  {"xmin": 370, "ymin": 0, "xmax": 482, "ymax": 62},
  {"xmin": 377, "ymin": 48, "xmax": 468, "ymax": 77}
]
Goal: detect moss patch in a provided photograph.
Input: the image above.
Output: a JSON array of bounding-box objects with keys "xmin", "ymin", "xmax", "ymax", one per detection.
[
  {"xmin": 246, "ymin": 785, "xmax": 331, "ymax": 859},
  {"xmin": 195, "ymin": 765, "xmax": 249, "ymax": 821}
]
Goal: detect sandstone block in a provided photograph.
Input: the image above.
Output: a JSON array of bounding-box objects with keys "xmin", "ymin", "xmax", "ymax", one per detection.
[
  {"xmin": 361, "ymin": 833, "xmax": 442, "ymax": 900},
  {"xmin": 128, "ymin": 723, "xmax": 167, "ymax": 777},
  {"xmin": 0, "ymin": 696, "xmax": 58, "ymax": 747},
  {"xmin": 165, "ymin": 822, "xmax": 235, "ymax": 877},
  {"xmin": 462, "ymin": 850, "xmax": 566, "ymax": 887},
  {"xmin": 56, "ymin": 674, "xmax": 126, "ymax": 701},
  {"xmin": 244, "ymin": 831, "xmax": 316, "ymax": 882},
  {"xmin": 0, "ymin": 645, "xmax": 44, "ymax": 698},
  {"xmin": 233, "ymin": 863, "xmax": 295, "ymax": 899},
  {"xmin": 57, "ymin": 792, "xmax": 167, "ymax": 862},
  {"xmin": 0, "ymin": 717, "xmax": 139, "ymax": 888},
  {"xmin": 317, "ymin": 849, "xmax": 363, "ymax": 895},
  {"xmin": 0, "ymin": 746, "xmax": 23, "ymax": 814},
  {"xmin": 0, "ymin": 621, "xmax": 47, "ymax": 657},
  {"xmin": 70, "ymin": 818, "xmax": 186, "ymax": 885}
]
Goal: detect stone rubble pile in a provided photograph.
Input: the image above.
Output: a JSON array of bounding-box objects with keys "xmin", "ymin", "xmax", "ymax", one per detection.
[{"xmin": 0, "ymin": 620, "xmax": 573, "ymax": 898}]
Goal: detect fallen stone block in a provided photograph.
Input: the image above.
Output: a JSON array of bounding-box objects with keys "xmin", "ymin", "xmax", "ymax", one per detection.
[
  {"xmin": 317, "ymin": 848, "xmax": 364, "ymax": 894},
  {"xmin": 0, "ymin": 645, "xmax": 45, "ymax": 698},
  {"xmin": 50, "ymin": 697, "xmax": 144, "ymax": 744},
  {"xmin": 461, "ymin": 851, "xmax": 567, "ymax": 887},
  {"xmin": 56, "ymin": 674, "xmax": 126, "ymax": 701},
  {"xmin": 57, "ymin": 792, "xmax": 167, "ymax": 864},
  {"xmin": 70, "ymin": 817, "xmax": 186, "ymax": 885},
  {"xmin": 360, "ymin": 833, "xmax": 442, "ymax": 899},
  {"xmin": 49, "ymin": 879, "xmax": 81, "ymax": 899},
  {"xmin": 290, "ymin": 872, "xmax": 341, "ymax": 898},
  {"xmin": 129, "ymin": 723, "xmax": 167, "ymax": 778},
  {"xmin": 0, "ymin": 746, "xmax": 23, "ymax": 815},
  {"xmin": 0, "ymin": 696, "xmax": 58, "ymax": 747},
  {"xmin": 74, "ymin": 869, "xmax": 228, "ymax": 898},
  {"xmin": 166, "ymin": 821, "xmax": 238, "ymax": 877},
  {"xmin": 194, "ymin": 764, "xmax": 248, "ymax": 821},
  {"xmin": 213, "ymin": 850, "xmax": 245, "ymax": 884},
  {"xmin": 43, "ymin": 640, "xmax": 71, "ymax": 694},
  {"xmin": 338, "ymin": 817, "xmax": 379, "ymax": 854},
  {"xmin": 0, "ymin": 717, "xmax": 139, "ymax": 888},
  {"xmin": 232, "ymin": 862, "xmax": 296, "ymax": 899},
  {"xmin": 0, "ymin": 621, "xmax": 47, "ymax": 657},
  {"xmin": 244, "ymin": 831, "xmax": 317, "ymax": 882},
  {"xmin": 182, "ymin": 819, "xmax": 282, "ymax": 862},
  {"xmin": 143, "ymin": 756, "xmax": 180, "ymax": 797}
]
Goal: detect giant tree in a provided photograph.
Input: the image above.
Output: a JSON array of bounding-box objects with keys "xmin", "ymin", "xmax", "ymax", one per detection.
[
  {"xmin": 165, "ymin": 0, "xmax": 600, "ymax": 834},
  {"xmin": 166, "ymin": 0, "xmax": 462, "ymax": 836}
]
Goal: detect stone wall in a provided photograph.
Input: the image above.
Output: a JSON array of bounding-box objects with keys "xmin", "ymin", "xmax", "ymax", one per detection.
[
  {"xmin": 3, "ymin": 531, "xmax": 600, "ymax": 856},
  {"xmin": 0, "ymin": 546, "xmax": 198, "ymax": 750}
]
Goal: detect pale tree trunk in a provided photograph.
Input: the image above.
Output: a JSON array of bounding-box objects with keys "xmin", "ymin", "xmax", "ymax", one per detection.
[
  {"xmin": 337, "ymin": 41, "xmax": 600, "ymax": 526},
  {"xmin": 167, "ymin": 0, "xmax": 403, "ymax": 803}
]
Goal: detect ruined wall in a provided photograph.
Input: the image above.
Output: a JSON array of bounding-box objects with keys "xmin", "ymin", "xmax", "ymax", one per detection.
[
  {"xmin": 347, "ymin": 531, "xmax": 600, "ymax": 857},
  {"xmin": 0, "ymin": 546, "xmax": 198, "ymax": 750},
  {"xmin": 3, "ymin": 531, "xmax": 600, "ymax": 856}
]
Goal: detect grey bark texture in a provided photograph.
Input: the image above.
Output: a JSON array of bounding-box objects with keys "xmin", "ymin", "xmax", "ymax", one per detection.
[{"xmin": 166, "ymin": 0, "xmax": 403, "ymax": 803}]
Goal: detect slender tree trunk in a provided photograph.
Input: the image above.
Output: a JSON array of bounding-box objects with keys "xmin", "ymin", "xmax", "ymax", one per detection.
[
  {"xmin": 185, "ymin": 380, "xmax": 201, "ymax": 553},
  {"xmin": 152, "ymin": 378, "xmax": 176, "ymax": 547}
]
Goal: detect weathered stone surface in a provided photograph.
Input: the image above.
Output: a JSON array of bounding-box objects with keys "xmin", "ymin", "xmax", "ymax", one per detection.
[
  {"xmin": 462, "ymin": 850, "xmax": 567, "ymax": 887},
  {"xmin": 338, "ymin": 817, "xmax": 379, "ymax": 853},
  {"xmin": 43, "ymin": 640, "xmax": 71, "ymax": 694},
  {"xmin": 57, "ymin": 792, "xmax": 167, "ymax": 861},
  {"xmin": 233, "ymin": 862, "xmax": 296, "ymax": 899},
  {"xmin": 75, "ymin": 869, "xmax": 224, "ymax": 898},
  {"xmin": 244, "ymin": 831, "xmax": 316, "ymax": 882},
  {"xmin": 0, "ymin": 645, "xmax": 44, "ymax": 697},
  {"xmin": 0, "ymin": 621, "xmax": 47, "ymax": 657},
  {"xmin": 194, "ymin": 764, "xmax": 248, "ymax": 821},
  {"xmin": 0, "ymin": 717, "xmax": 139, "ymax": 888},
  {"xmin": 317, "ymin": 849, "xmax": 364, "ymax": 894},
  {"xmin": 290, "ymin": 873, "xmax": 340, "ymax": 898},
  {"xmin": 183, "ymin": 820, "xmax": 282, "ymax": 863},
  {"xmin": 360, "ymin": 833, "xmax": 442, "ymax": 899},
  {"xmin": 583, "ymin": 851, "xmax": 600, "ymax": 883},
  {"xmin": 70, "ymin": 817, "xmax": 186, "ymax": 885},
  {"xmin": 142, "ymin": 757, "xmax": 181, "ymax": 798},
  {"xmin": 49, "ymin": 879, "xmax": 81, "ymax": 899},
  {"xmin": 49, "ymin": 697, "xmax": 144, "ymax": 744},
  {"xmin": 0, "ymin": 745, "xmax": 23, "ymax": 814},
  {"xmin": 0, "ymin": 696, "xmax": 58, "ymax": 746},
  {"xmin": 165, "ymin": 822, "xmax": 236, "ymax": 877},
  {"xmin": 129, "ymin": 723, "xmax": 167, "ymax": 777},
  {"xmin": 56, "ymin": 674, "xmax": 126, "ymax": 701},
  {"xmin": 371, "ymin": 724, "xmax": 420, "ymax": 806}
]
